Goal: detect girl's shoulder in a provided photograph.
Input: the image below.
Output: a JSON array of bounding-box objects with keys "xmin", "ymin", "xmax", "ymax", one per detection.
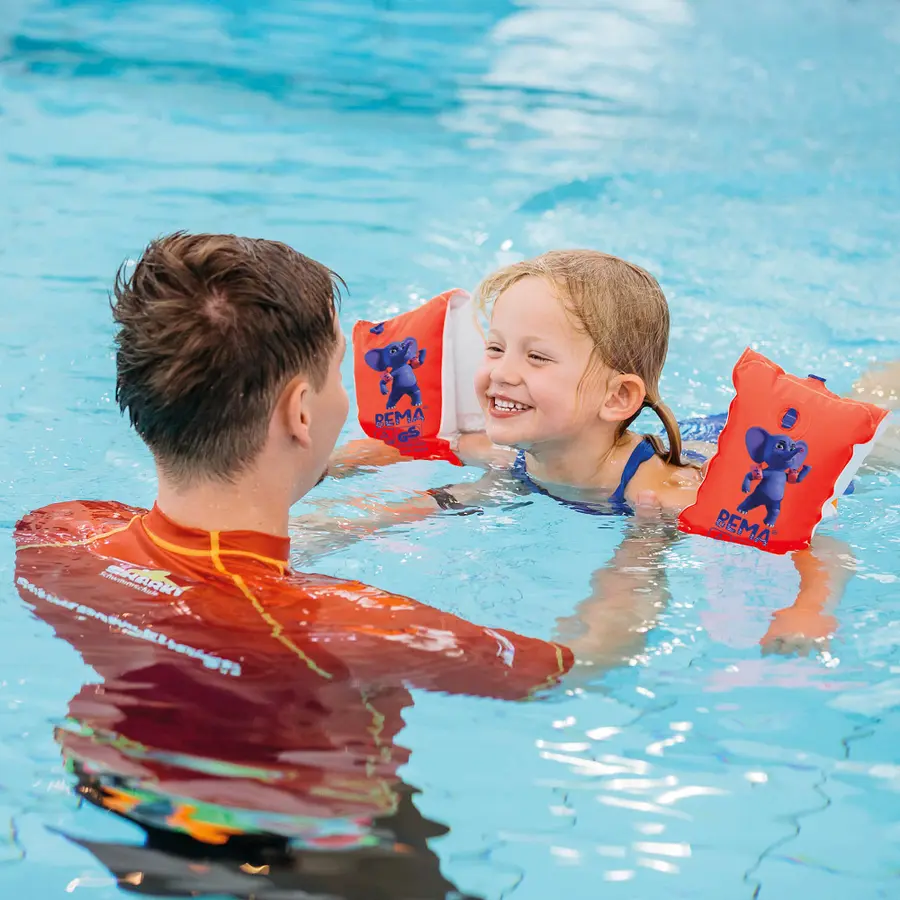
[{"xmin": 626, "ymin": 446, "xmax": 703, "ymax": 512}]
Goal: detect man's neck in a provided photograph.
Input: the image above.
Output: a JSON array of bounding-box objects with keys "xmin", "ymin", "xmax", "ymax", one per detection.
[{"xmin": 155, "ymin": 467, "xmax": 293, "ymax": 538}]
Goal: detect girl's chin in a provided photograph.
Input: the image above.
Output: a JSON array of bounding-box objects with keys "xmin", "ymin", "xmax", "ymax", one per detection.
[{"xmin": 485, "ymin": 421, "xmax": 536, "ymax": 447}]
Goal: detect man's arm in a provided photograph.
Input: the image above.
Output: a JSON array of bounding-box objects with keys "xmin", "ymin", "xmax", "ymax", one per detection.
[{"xmin": 295, "ymin": 575, "xmax": 573, "ymax": 701}]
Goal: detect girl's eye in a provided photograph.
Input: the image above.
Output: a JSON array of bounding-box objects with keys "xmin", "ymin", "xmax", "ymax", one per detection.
[
  {"xmin": 528, "ymin": 353, "xmax": 550, "ymax": 363},
  {"xmin": 485, "ymin": 344, "xmax": 503, "ymax": 356}
]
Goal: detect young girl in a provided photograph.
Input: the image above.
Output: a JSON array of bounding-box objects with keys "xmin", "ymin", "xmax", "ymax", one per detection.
[
  {"xmin": 329, "ymin": 249, "xmax": 896, "ymax": 511},
  {"xmin": 451, "ymin": 250, "xmax": 703, "ymax": 510},
  {"xmin": 302, "ymin": 250, "xmax": 866, "ymax": 665},
  {"xmin": 330, "ymin": 250, "xmax": 709, "ymax": 515}
]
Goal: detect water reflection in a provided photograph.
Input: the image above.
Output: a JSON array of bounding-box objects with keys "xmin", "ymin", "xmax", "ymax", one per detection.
[{"xmin": 46, "ymin": 656, "xmax": 476, "ymax": 899}]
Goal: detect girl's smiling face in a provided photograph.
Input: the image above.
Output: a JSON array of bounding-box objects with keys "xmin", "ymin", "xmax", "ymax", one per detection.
[{"xmin": 474, "ymin": 276, "xmax": 606, "ymax": 452}]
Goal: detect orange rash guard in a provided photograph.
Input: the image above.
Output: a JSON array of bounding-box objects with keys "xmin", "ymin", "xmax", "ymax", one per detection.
[{"xmin": 14, "ymin": 501, "xmax": 572, "ymax": 840}]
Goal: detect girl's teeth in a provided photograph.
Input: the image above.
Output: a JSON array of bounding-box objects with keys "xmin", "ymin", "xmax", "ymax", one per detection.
[{"xmin": 495, "ymin": 399, "xmax": 529, "ymax": 411}]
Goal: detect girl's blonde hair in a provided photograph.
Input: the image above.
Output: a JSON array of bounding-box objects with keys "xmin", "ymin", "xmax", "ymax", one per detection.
[{"xmin": 476, "ymin": 249, "xmax": 686, "ymax": 467}]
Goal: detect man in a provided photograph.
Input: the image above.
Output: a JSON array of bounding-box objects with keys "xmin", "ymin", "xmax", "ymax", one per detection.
[{"xmin": 14, "ymin": 233, "xmax": 572, "ymax": 899}]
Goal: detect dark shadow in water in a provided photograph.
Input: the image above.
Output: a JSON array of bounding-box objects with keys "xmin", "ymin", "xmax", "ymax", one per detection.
[
  {"xmin": 63, "ymin": 769, "xmax": 474, "ymax": 899},
  {"xmin": 45, "ymin": 653, "xmax": 480, "ymax": 899}
]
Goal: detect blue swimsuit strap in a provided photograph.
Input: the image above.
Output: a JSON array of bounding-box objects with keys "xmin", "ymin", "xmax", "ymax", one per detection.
[
  {"xmin": 512, "ymin": 437, "xmax": 657, "ymax": 511},
  {"xmin": 608, "ymin": 437, "xmax": 657, "ymax": 505},
  {"xmin": 511, "ymin": 449, "xmax": 528, "ymax": 478}
]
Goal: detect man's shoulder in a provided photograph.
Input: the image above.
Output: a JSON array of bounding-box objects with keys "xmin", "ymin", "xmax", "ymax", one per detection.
[{"xmin": 14, "ymin": 500, "xmax": 147, "ymax": 548}]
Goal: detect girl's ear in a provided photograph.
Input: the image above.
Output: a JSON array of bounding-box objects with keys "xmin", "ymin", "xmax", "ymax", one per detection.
[{"xmin": 599, "ymin": 373, "xmax": 646, "ymax": 423}]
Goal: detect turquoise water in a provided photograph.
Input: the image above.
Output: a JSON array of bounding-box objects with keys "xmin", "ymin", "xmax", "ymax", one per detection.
[{"xmin": 2, "ymin": 0, "xmax": 900, "ymax": 897}]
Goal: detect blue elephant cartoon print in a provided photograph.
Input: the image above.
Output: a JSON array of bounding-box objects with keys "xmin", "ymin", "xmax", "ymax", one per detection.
[
  {"xmin": 737, "ymin": 426, "xmax": 811, "ymax": 527},
  {"xmin": 364, "ymin": 333, "xmax": 427, "ymax": 410}
]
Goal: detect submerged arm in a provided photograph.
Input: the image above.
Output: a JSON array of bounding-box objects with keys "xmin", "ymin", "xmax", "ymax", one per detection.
[
  {"xmin": 554, "ymin": 520, "xmax": 855, "ymax": 685},
  {"xmin": 555, "ymin": 521, "xmax": 676, "ymax": 682},
  {"xmin": 290, "ymin": 472, "xmax": 505, "ymax": 563},
  {"xmin": 761, "ymin": 534, "xmax": 856, "ymax": 656}
]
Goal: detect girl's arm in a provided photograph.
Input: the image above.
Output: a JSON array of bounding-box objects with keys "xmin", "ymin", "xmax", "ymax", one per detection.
[
  {"xmin": 326, "ymin": 433, "xmax": 512, "ymax": 480},
  {"xmin": 290, "ymin": 472, "xmax": 503, "ymax": 562},
  {"xmin": 557, "ymin": 521, "xmax": 855, "ymax": 682},
  {"xmin": 760, "ymin": 534, "xmax": 855, "ymax": 656},
  {"xmin": 295, "ymin": 437, "xmax": 513, "ymax": 561},
  {"xmin": 325, "ymin": 438, "xmax": 409, "ymax": 480},
  {"xmin": 554, "ymin": 521, "xmax": 675, "ymax": 682}
]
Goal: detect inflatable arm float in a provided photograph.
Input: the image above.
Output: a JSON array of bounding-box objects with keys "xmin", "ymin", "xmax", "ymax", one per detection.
[
  {"xmin": 678, "ymin": 349, "xmax": 890, "ymax": 553},
  {"xmin": 352, "ymin": 290, "xmax": 484, "ymax": 465}
]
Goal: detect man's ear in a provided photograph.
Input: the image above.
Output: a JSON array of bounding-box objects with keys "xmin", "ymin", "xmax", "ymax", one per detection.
[
  {"xmin": 599, "ymin": 373, "xmax": 646, "ymax": 423},
  {"xmin": 277, "ymin": 376, "xmax": 314, "ymax": 450}
]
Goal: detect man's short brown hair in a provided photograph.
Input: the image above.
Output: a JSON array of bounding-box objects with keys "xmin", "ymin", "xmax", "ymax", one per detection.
[{"xmin": 112, "ymin": 232, "xmax": 343, "ymax": 484}]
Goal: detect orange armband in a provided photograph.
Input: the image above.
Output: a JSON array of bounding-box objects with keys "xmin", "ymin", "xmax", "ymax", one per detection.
[
  {"xmin": 678, "ymin": 349, "xmax": 890, "ymax": 554},
  {"xmin": 352, "ymin": 290, "xmax": 484, "ymax": 465}
]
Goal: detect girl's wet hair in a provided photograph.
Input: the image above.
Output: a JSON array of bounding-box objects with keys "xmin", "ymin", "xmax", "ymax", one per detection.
[{"xmin": 476, "ymin": 249, "xmax": 688, "ymax": 467}]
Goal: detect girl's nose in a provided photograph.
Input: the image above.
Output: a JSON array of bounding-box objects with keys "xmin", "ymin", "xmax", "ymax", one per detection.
[{"xmin": 490, "ymin": 356, "xmax": 522, "ymax": 386}]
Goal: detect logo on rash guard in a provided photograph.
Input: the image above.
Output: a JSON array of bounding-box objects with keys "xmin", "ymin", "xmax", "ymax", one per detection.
[{"xmin": 101, "ymin": 565, "xmax": 190, "ymax": 597}]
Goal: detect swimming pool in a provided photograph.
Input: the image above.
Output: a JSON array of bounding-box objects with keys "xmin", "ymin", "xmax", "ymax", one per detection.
[{"xmin": 1, "ymin": 0, "xmax": 899, "ymax": 896}]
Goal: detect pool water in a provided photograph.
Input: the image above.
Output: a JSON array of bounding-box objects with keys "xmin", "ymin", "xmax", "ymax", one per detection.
[{"xmin": 2, "ymin": 0, "xmax": 900, "ymax": 897}]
